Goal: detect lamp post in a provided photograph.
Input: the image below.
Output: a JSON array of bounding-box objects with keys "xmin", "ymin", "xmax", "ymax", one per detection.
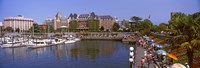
[{"xmin": 129, "ymin": 47, "xmax": 134, "ymax": 68}]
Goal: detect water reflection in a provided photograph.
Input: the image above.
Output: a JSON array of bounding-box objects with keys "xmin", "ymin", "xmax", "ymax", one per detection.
[
  {"xmin": 0, "ymin": 40, "xmax": 129, "ymax": 68},
  {"xmin": 53, "ymin": 45, "xmax": 65, "ymax": 60},
  {"xmin": 1, "ymin": 47, "xmax": 28, "ymax": 63},
  {"xmin": 66, "ymin": 40, "xmax": 117, "ymax": 60},
  {"xmin": 70, "ymin": 48, "xmax": 100, "ymax": 60},
  {"xmin": 30, "ymin": 47, "xmax": 47, "ymax": 56}
]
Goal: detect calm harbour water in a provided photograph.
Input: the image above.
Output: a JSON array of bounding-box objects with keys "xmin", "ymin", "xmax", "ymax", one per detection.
[{"xmin": 0, "ymin": 40, "xmax": 130, "ymax": 68}]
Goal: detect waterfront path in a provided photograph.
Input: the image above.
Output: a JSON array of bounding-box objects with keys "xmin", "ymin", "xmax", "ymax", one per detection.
[{"xmin": 135, "ymin": 46, "xmax": 155, "ymax": 68}]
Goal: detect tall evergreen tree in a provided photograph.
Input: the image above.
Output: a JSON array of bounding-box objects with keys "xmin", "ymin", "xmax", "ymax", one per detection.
[
  {"xmin": 88, "ymin": 20, "xmax": 99, "ymax": 32},
  {"xmin": 69, "ymin": 20, "xmax": 78, "ymax": 32},
  {"xmin": 112, "ymin": 23, "xmax": 120, "ymax": 32}
]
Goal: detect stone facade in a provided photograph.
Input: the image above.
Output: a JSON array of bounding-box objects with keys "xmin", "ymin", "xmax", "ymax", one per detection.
[
  {"xmin": 53, "ymin": 12, "xmax": 68, "ymax": 30},
  {"xmin": 99, "ymin": 15, "xmax": 115, "ymax": 31},
  {"xmin": 44, "ymin": 12, "xmax": 117, "ymax": 31}
]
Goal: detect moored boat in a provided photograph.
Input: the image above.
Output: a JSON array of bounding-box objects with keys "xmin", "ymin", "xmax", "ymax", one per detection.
[
  {"xmin": 27, "ymin": 39, "xmax": 50, "ymax": 48},
  {"xmin": 74, "ymin": 38, "xmax": 81, "ymax": 41},
  {"xmin": 65, "ymin": 39, "xmax": 76, "ymax": 44},
  {"xmin": 52, "ymin": 38, "xmax": 65, "ymax": 45},
  {"xmin": 1, "ymin": 39, "xmax": 24, "ymax": 48}
]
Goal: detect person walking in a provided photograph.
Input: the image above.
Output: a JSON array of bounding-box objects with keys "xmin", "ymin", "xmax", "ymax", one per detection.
[{"xmin": 141, "ymin": 57, "xmax": 145, "ymax": 68}]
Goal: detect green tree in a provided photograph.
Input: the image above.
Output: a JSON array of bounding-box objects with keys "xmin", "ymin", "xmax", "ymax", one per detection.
[
  {"xmin": 49, "ymin": 26, "xmax": 54, "ymax": 33},
  {"xmin": 15, "ymin": 28, "xmax": 20, "ymax": 33},
  {"xmin": 100, "ymin": 26, "xmax": 104, "ymax": 31},
  {"xmin": 112, "ymin": 22, "xmax": 120, "ymax": 32},
  {"xmin": 88, "ymin": 20, "xmax": 99, "ymax": 32},
  {"xmin": 56, "ymin": 28, "xmax": 62, "ymax": 33},
  {"xmin": 169, "ymin": 12, "xmax": 200, "ymax": 68},
  {"xmin": 151, "ymin": 25, "xmax": 159, "ymax": 32},
  {"xmin": 69, "ymin": 20, "xmax": 78, "ymax": 32},
  {"xmin": 171, "ymin": 12, "xmax": 186, "ymax": 19},
  {"xmin": 45, "ymin": 25, "xmax": 54, "ymax": 33},
  {"xmin": 139, "ymin": 19, "xmax": 153, "ymax": 35},
  {"xmin": 140, "ymin": 29, "xmax": 151, "ymax": 35},
  {"xmin": 29, "ymin": 23, "xmax": 40, "ymax": 33},
  {"xmin": 131, "ymin": 16, "xmax": 142, "ymax": 23},
  {"xmin": 39, "ymin": 26, "xmax": 45, "ymax": 33},
  {"xmin": 158, "ymin": 23, "xmax": 168, "ymax": 32},
  {"xmin": 4, "ymin": 27, "xmax": 14, "ymax": 32},
  {"xmin": 129, "ymin": 16, "xmax": 142, "ymax": 31},
  {"xmin": 152, "ymin": 23, "xmax": 168, "ymax": 32},
  {"xmin": 139, "ymin": 19, "xmax": 153, "ymax": 29}
]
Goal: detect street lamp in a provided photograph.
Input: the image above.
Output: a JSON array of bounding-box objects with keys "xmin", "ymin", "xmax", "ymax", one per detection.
[
  {"xmin": 130, "ymin": 47, "xmax": 134, "ymax": 51},
  {"xmin": 129, "ymin": 57, "xmax": 134, "ymax": 68},
  {"xmin": 129, "ymin": 47, "xmax": 135, "ymax": 68},
  {"xmin": 130, "ymin": 51, "xmax": 134, "ymax": 56}
]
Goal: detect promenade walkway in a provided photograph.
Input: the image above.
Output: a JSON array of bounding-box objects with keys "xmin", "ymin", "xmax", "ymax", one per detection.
[{"xmin": 135, "ymin": 46, "xmax": 155, "ymax": 68}]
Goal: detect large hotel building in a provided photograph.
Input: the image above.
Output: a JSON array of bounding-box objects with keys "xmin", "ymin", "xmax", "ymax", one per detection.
[
  {"xmin": 3, "ymin": 15, "xmax": 35, "ymax": 31},
  {"xmin": 44, "ymin": 12, "xmax": 117, "ymax": 31}
]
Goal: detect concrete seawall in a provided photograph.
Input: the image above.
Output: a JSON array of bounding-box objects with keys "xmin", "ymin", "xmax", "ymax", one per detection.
[
  {"xmin": 81, "ymin": 36, "xmax": 123, "ymax": 40},
  {"xmin": 79, "ymin": 32, "xmax": 138, "ymax": 44}
]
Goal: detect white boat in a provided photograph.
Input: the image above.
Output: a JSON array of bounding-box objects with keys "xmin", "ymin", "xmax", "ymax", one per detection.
[
  {"xmin": 1, "ymin": 39, "xmax": 23, "ymax": 48},
  {"xmin": 27, "ymin": 39, "xmax": 49, "ymax": 48},
  {"xmin": 22, "ymin": 39, "xmax": 37, "ymax": 46},
  {"xmin": 52, "ymin": 38, "xmax": 65, "ymax": 45},
  {"xmin": 65, "ymin": 35, "xmax": 77, "ymax": 44},
  {"xmin": 74, "ymin": 38, "xmax": 81, "ymax": 41},
  {"xmin": 65, "ymin": 39, "xmax": 76, "ymax": 44}
]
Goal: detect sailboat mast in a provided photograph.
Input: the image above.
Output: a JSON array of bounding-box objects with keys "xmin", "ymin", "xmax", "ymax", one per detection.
[
  {"xmin": 32, "ymin": 24, "xmax": 34, "ymax": 37},
  {"xmin": 48, "ymin": 24, "xmax": 50, "ymax": 37},
  {"xmin": 12, "ymin": 36, "xmax": 14, "ymax": 46}
]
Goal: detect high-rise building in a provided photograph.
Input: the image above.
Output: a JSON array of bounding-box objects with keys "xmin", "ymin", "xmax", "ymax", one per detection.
[{"xmin": 3, "ymin": 15, "xmax": 34, "ymax": 31}]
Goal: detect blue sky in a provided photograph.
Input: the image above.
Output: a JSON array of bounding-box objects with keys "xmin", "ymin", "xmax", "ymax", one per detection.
[{"xmin": 0, "ymin": 0, "xmax": 200, "ymax": 25}]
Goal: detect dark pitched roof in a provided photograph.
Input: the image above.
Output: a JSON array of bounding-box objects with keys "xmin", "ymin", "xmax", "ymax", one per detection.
[
  {"xmin": 55, "ymin": 12, "xmax": 62, "ymax": 18},
  {"xmin": 98, "ymin": 15, "xmax": 113, "ymax": 20},
  {"xmin": 69, "ymin": 13, "xmax": 73, "ymax": 18},
  {"xmin": 68, "ymin": 13, "xmax": 78, "ymax": 19},
  {"xmin": 73, "ymin": 13, "xmax": 78, "ymax": 19},
  {"xmin": 90, "ymin": 12, "xmax": 96, "ymax": 18},
  {"xmin": 79, "ymin": 14, "xmax": 90, "ymax": 18}
]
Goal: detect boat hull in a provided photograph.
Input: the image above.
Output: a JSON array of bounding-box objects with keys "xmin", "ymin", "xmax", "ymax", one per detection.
[
  {"xmin": 65, "ymin": 40, "xmax": 76, "ymax": 44},
  {"xmin": 1, "ymin": 43, "xmax": 23, "ymax": 48}
]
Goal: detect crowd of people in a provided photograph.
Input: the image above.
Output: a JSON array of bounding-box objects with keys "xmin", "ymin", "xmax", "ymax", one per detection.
[{"xmin": 136, "ymin": 36, "xmax": 170, "ymax": 68}]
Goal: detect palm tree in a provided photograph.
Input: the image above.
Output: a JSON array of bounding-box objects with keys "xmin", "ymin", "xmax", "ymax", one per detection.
[{"xmin": 169, "ymin": 12, "xmax": 200, "ymax": 68}]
